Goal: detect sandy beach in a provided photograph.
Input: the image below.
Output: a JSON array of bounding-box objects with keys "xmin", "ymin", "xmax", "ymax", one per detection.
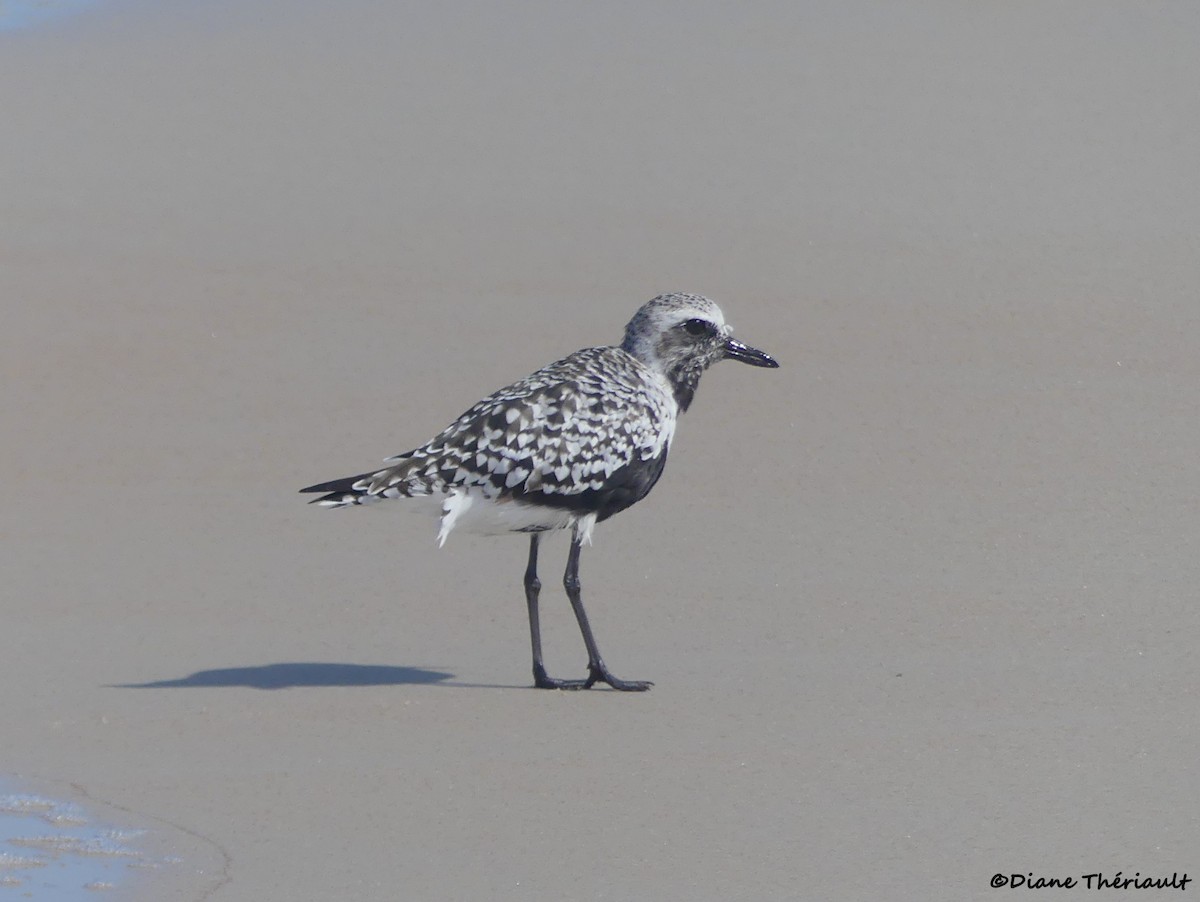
[{"xmin": 3, "ymin": 2, "xmax": 1199, "ymax": 899}]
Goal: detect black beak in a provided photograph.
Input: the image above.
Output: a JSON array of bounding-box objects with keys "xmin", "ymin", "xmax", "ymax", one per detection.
[{"xmin": 723, "ymin": 338, "xmax": 779, "ymax": 368}]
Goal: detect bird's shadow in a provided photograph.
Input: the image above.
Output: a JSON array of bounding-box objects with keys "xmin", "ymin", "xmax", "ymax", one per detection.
[{"xmin": 111, "ymin": 661, "xmax": 481, "ymax": 690}]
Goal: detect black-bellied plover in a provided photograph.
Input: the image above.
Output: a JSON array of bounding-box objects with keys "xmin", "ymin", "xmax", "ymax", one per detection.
[{"xmin": 301, "ymin": 293, "xmax": 778, "ymax": 690}]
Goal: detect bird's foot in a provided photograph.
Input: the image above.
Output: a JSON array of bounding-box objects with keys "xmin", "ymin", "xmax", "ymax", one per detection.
[
  {"xmin": 532, "ymin": 663, "xmax": 590, "ymax": 689},
  {"xmin": 532, "ymin": 662, "xmax": 652, "ymax": 691},
  {"xmin": 533, "ymin": 673, "xmax": 590, "ymax": 690},
  {"xmin": 584, "ymin": 660, "xmax": 652, "ymax": 691}
]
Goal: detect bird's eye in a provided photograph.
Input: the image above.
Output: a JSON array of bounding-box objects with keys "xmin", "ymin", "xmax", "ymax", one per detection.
[{"xmin": 683, "ymin": 319, "xmax": 711, "ymax": 336}]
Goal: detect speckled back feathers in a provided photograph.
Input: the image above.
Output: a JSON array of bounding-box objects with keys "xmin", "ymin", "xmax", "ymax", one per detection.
[{"xmin": 301, "ymin": 293, "xmax": 752, "ymax": 543}]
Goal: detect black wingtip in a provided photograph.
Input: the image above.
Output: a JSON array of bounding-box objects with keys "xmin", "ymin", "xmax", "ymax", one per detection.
[{"xmin": 299, "ymin": 474, "xmax": 365, "ymax": 495}]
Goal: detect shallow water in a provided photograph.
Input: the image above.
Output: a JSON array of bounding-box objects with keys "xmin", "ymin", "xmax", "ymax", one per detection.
[
  {"xmin": 0, "ymin": 782, "xmax": 170, "ymax": 899},
  {"xmin": 0, "ymin": 0, "xmax": 100, "ymax": 32}
]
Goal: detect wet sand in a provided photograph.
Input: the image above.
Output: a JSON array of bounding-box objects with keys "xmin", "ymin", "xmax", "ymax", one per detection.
[{"xmin": 2, "ymin": 2, "xmax": 1198, "ymax": 899}]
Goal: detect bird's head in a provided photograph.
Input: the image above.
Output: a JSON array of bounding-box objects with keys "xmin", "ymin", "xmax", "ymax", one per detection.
[{"xmin": 620, "ymin": 292, "xmax": 778, "ymax": 410}]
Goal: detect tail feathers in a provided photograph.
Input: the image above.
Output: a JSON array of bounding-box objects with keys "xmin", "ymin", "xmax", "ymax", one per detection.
[
  {"xmin": 299, "ymin": 472, "xmax": 379, "ymax": 508},
  {"xmin": 300, "ymin": 456, "xmax": 432, "ymax": 508},
  {"xmin": 299, "ymin": 474, "xmax": 368, "ymax": 495}
]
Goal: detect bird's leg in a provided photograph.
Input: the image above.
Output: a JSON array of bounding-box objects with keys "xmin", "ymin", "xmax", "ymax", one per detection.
[
  {"xmin": 562, "ymin": 531, "xmax": 652, "ymax": 691},
  {"xmin": 526, "ymin": 533, "xmax": 587, "ymax": 689}
]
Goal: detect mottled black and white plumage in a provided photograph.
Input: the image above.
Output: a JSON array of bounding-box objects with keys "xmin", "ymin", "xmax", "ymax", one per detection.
[{"xmin": 302, "ymin": 292, "xmax": 778, "ymax": 690}]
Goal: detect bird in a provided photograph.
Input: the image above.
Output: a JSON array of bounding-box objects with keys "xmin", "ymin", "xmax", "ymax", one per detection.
[{"xmin": 300, "ymin": 292, "xmax": 779, "ymax": 690}]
